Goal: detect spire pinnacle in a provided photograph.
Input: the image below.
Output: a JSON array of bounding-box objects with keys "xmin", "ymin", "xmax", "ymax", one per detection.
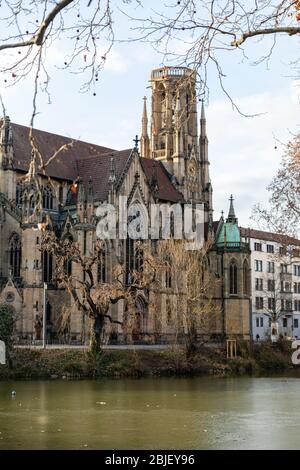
[
  {"xmin": 201, "ymin": 100, "xmax": 205, "ymax": 120},
  {"xmin": 140, "ymin": 96, "xmax": 150, "ymax": 158},
  {"xmin": 143, "ymin": 96, "xmax": 147, "ymax": 117},
  {"xmin": 87, "ymin": 176, "xmax": 93, "ymax": 202},
  {"xmin": 227, "ymin": 194, "xmax": 237, "ymax": 223},
  {"xmin": 142, "ymin": 96, "xmax": 148, "ymax": 137},
  {"xmin": 108, "ymin": 153, "xmax": 116, "ymax": 185}
]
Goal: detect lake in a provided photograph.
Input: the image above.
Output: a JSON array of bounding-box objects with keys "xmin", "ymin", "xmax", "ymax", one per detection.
[{"xmin": 0, "ymin": 376, "xmax": 300, "ymax": 449}]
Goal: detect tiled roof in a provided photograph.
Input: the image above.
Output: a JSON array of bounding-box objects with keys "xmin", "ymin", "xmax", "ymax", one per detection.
[
  {"xmin": 10, "ymin": 122, "xmax": 114, "ymax": 181},
  {"xmin": 240, "ymin": 227, "xmax": 300, "ymax": 246},
  {"xmin": 7, "ymin": 122, "xmax": 184, "ymax": 204},
  {"xmin": 77, "ymin": 149, "xmax": 132, "ymax": 201},
  {"xmin": 140, "ymin": 158, "xmax": 183, "ymax": 203}
]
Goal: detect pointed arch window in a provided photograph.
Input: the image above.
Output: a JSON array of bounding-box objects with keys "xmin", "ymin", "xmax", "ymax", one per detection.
[
  {"xmin": 16, "ymin": 182, "xmax": 23, "ymax": 206},
  {"xmin": 125, "ymin": 238, "xmax": 134, "ymax": 285},
  {"xmin": 97, "ymin": 245, "xmax": 107, "ymax": 283},
  {"xmin": 135, "ymin": 244, "xmax": 144, "ymax": 272},
  {"xmin": 63, "ymin": 235, "xmax": 73, "ymax": 277},
  {"xmin": 165, "ymin": 256, "xmax": 172, "ymax": 289},
  {"xmin": 243, "ymin": 260, "xmax": 250, "ymax": 295},
  {"xmin": 29, "ymin": 194, "xmax": 36, "ymax": 213},
  {"xmin": 9, "ymin": 233, "xmax": 21, "ymax": 278},
  {"xmin": 43, "ymin": 185, "xmax": 53, "ymax": 210},
  {"xmin": 229, "ymin": 261, "xmax": 238, "ymax": 295},
  {"xmin": 42, "ymin": 250, "xmax": 53, "ymax": 283},
  {"xmin": 125, "ymin": 239, "xmax": 144, "ymax": 284}
]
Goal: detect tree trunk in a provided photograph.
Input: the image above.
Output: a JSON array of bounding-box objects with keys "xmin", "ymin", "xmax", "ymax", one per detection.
[
  {"xmin": 185, "ymin": 325, "xmax": 197, "ymax": 358},
  {"xmin": 90, "ymin": 314, "xmax": 104, "ymax": 353}
]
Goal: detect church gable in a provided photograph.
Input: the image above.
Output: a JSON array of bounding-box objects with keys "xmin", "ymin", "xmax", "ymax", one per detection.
[
  {"xmin": 0, "ymin": 278, "xmax": 23, "ymax": 314},
  {"xmin": 117, "ymin": 149, "xmax": 150, "ymax": 205}
]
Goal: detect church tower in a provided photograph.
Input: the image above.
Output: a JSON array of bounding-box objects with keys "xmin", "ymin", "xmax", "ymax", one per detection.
[{"xmin": 148, "ymin": 66, "xmax": 212, "ymax": 217}]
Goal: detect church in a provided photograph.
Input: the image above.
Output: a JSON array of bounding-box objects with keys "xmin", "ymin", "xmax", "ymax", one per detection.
[{"xmin": 0, "ymin": 66, "xmax": 252, "ymax": 345}]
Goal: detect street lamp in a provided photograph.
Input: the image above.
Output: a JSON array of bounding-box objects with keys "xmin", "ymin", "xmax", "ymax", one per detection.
[{"xmin": 42, "ymin": 282, "xmax": 47, "ymax": 349}]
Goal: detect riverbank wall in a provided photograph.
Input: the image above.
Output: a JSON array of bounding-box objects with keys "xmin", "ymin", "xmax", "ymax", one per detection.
[{"xmin": 0, "ymin": 340, "xmax": 296, "ymax": 379}]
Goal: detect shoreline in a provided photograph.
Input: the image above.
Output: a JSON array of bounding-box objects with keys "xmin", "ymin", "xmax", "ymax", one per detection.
[{"xmin": 0, "ymin": 342, "xmax": 297, "ymax": 380}]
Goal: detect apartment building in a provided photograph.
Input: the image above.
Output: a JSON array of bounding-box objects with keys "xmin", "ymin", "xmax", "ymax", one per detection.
[{"xmin": 240, "ymin": 228, "xmax": 300, "ymax": 341}]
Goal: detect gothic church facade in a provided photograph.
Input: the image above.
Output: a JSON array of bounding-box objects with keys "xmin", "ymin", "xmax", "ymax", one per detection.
[{"xmin": 0, "ymin": 66, "xmax": 251, "ymax": 344}]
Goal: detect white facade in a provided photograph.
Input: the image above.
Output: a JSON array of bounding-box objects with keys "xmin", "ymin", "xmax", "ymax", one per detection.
[{"xmin": 241, "ymin": 230, "xmax": 300, "ymax": 341}]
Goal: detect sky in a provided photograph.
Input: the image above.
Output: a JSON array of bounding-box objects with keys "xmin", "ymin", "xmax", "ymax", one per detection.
[{"xmin": 0, "ymin": 1, "xmax": 299, "ymax": 228}]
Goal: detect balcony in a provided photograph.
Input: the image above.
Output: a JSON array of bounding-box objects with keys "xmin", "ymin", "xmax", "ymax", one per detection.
[{"xmin": 151, "ymin": 66, "xmax": 194, "ymax": 80}]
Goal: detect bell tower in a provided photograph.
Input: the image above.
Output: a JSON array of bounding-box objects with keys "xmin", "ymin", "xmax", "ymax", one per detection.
[{"xmin": 150, "ymin": 66, "xmax": 201, "ymax": 202}]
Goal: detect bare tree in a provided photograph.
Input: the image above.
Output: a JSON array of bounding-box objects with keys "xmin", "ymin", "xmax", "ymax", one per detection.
[
  {"xmin": 254, "ymin": 132, "xmax": 300, "ymax": 237},
  {"xmin": 259, "ymin": 270, "xmax": 287, "ymax": 341},
  {"xmin": 159, "ymin": 239, "xmax": 220, "ymax": 357},
  {"xmin": 41, "ymin": 233, "xmax": 162, "ymax": 352}
]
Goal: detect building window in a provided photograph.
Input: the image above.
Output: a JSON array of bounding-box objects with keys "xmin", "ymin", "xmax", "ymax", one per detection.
[
  {"xmin": 125, "ymin": 238, "xmax": 134, "ymax": 285},
  {"xmin": 294, "ymin": 283, "xmax": 300, "ymax": 293},
  {"xmin": 166, "ymin": 297, "xmax": 172, "ymax": 324},
  {"xmin": 268, "ymin": 298, "xmax": 275, "ymax": 310},
  {"xmin": 42, "ymin": 185, "xmax": 54, "ymax": 210},
  {"xmin": 243, "ymin": 260, "xmax": 249, "ymax": 295},
  {"xmin": 286, "ymin": 300, "xmax": 293, "ymax": 311},
  {"xmin": 135, "ymin": 245, "xmax": 144, "ymax": 272},
  {"xmin": 283, "ymin": 317, "xmax": 287, "ymax": 328},
  {"xmin": 267, "ymin": 244, "xmax": 274, "ymax": 253},
  {"xmin": 16, "ymin": 182, "xmax": 23, "ymax": 206},
  {"xmin": 279, "ymin": 246, "xmax": 286, "ymax": 255},
  {"xmin": 255, "ymin": 260, "xmax": 263, "ymax": 272},
  {"xmin": 281, "ymin": 264, "xmax": 288, "ymax": 274},
  {"xmin": 9, "ymin": 233, "xmax": 21, "ymax": 278},
  {"xmin": 83, "ymin": 231, "xmax": 87, "ymax": 255},
  {"xmin": 165, "ymin": 256, "xmax": 172, "ymax": 289},
  {"xmin": 229, "ymin": 261, "xmax": 238, "ymax": 295},
  {"xmin": 267, "ymin": 279, "xmax": 275, "ymax": 291},
  {"xmin": 294, "ymin": 318, "xmax": 299, "ymax": 329},
  {"xmin": 42, "ymin": 250, "xmax": 53, "ymax": 283},
  {"xmin": 63, "ymin": 236, "xmax": 73, "ymax": 277},
  {"xmin": 294, "ymin": 265, "xmax": 300, "ymax": 277},
  {"xmin": 267, "ymin": 261, "xmax": 275, "ymax": 273},
  {"xmin": 33, "ymin": 259, "xmax": 39, "ymax": 269},
  {"xmin": 256, "ymin": 317, "xmax": 259, "ymax": 328},
  {"xmin": 294, "ymin": 300, "xmax": 300, "ymax": 312},
  {"xmin": 59, "ymin": 186, "xmax": 64, "ymax": 206},
  {"xmin": 260, "ymin": 317, "xmax": 264, "ymax": 327},
  {"xmin": 254, "ymin": 242, "xmax": 262, "ymax": 251},
  {"xmin": 97, "ymin": 246, "xmax": 107, "ymax": 283},
  {"xmin": 255, "ymin": 297, "xmax": 264, "ymax": 310},
  {"xmin": 281, "ymin": 281, "xmax": 291, "ymax": 292},
  {"xmin": 255, "ymin": 278, "xmax": 263, "ymax": 291}
]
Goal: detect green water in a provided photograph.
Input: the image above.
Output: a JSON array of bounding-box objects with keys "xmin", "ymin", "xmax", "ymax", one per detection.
[{"xmin": 0, "ymin": 376, "xmax": 300, "ymax": 449}]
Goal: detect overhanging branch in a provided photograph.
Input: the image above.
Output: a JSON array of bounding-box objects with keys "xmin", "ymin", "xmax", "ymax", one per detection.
[
  {"xmin": 232, "ymin": 26, "xmax": 300, "ymax": 47},
  {"xmin": 0, "ymin": 0, "xmax": 75, "ymax": 51}
]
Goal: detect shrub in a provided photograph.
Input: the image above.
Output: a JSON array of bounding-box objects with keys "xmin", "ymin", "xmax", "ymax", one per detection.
[{"xmin": 0, "ymin": 304, "xmax": 14, "ymax": 364}]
